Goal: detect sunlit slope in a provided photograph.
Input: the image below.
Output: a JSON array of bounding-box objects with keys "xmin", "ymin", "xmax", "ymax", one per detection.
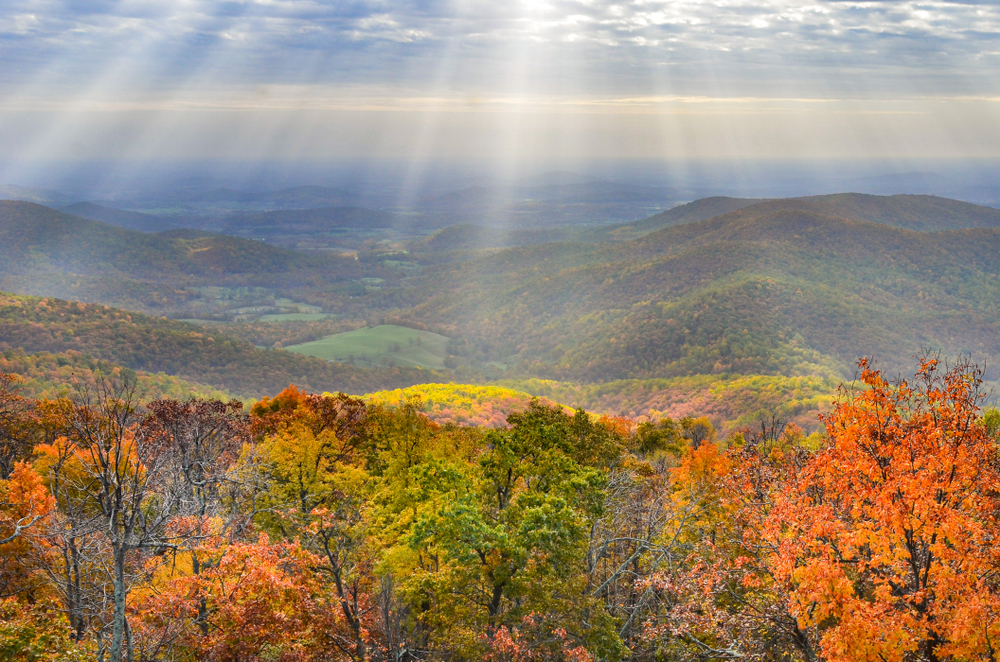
[
  {"xmin": 0, "ymin": 292, "xmax": 440, "ymax": 398},
  {"xmin": 362, "ymin": 383, "xmax": 566, "ymax": 427},
  {"xmin": 285, "ymin": 324, "xmax": 449, "ymax": 369},
  {"xmin": 501, "ymin": 374, "xmax": 838, "ymax": 434},
  {"xmin": 0, "ymin": 200, "xmax": 362, "ymax": 309},
  {"xmin": 404, "ymin": 199, "xmax": 1000, "ymax": 381},
  {"xmin": 597, "ymin": 193, "xmax": 1000, "ymax": 241},
  {"xmin": 0, "ymin": 348, "xmax": 232, "ymax": 401}
]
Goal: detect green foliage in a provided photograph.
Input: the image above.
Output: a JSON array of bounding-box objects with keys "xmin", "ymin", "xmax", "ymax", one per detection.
[
  {"xmin": 286, "ymin": 325, "xmax": 450, "ymax": 370},
  {"xmin": 0, "ymin": 599, "xmax": 92, "ymax": 662},
  {"xmin": 386, "ymin": 401, "xmax": 627, "ymax": 659}
]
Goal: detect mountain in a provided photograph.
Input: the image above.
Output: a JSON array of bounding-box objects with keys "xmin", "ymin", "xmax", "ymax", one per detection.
[
  {"xmin": 0, "ymin": 185, "xmax": 76, "ymax": 206},
  {"xmin": 0, "ymin": 200, "xmax": 369, "ymax": 310},
  {"xmin": 223, "ymin": 206, "xmax": 397, "ymax": 238},
  {"xmin": 61, "ymin": 202, "xmax": 176, "ymax": 232},
  {"xmin": 0, "ymin": 291, "xmax": 440, "ymax": 398},
  {"xmin": 384, "ymin": 194, "xmax": 1000, "ymax": 384},
  {"xmin": 599, "ymin": 196, "xmax": 763, "ymax": 239}
]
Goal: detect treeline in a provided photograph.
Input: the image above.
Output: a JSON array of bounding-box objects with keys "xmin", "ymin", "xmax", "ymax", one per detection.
[
  {"xmin": 1, "ymin": 357, "xmax": 998, "ymax": 661},
  {"xmin": 0, "ymin": 292, "xmax": 440, "ymax": 398},
  {"xmin": 0, "ymin": 349, "xmax": 231, "ymax": 402}
]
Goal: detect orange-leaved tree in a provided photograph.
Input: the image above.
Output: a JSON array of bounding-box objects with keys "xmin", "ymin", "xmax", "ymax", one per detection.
[{"xmin": 769, "ymin": 358, "xmax": 1000, "ymax": 662}]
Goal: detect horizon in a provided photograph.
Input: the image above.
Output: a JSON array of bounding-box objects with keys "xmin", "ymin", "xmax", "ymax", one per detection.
[{"xmin": 2, "ymin": 1, "xmax": 999, "ymax": 188}]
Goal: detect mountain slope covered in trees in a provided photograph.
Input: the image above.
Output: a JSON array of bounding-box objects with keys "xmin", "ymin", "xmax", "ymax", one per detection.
[
  {"xmin": 396, "ymin": 197, "xmax": 1000, "ymax": 381},
  {"xmin": 0, "ymin": 292, "xmax": 439, "ymax": 398}
]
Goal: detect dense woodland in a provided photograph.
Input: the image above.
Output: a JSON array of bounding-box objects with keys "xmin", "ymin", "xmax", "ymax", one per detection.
[
  {"xmin": 0, "ymin": 293, "xmax": 439, "ymax": 399},
  {"xmin": 1, "ymin": 357, "xmax": 998, "ymax": 661},
  {"xmin": 4, "ymin": 191, "xmax": 1000, "ymax": 661}
]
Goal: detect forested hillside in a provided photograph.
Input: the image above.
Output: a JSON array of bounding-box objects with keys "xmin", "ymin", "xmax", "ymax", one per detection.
[
  {"xmin": 400, "ymin": 198, "xmax": 1000, "ymax": 382},
  {"xmin": 0, "ymin": 201, "xmax": 370, "ymax": 313},
  {"xmin": 0, "ymin": 292, "xmax": 439, "ymax": 397}
]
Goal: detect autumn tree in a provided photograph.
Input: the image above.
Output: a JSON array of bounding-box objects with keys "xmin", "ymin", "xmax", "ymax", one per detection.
[
  {"xmin": 252, "ymin": 386, "xmax": 379, "ymax": 661},
  {"xmin": 768, "ymin": 358, "xmax": 1000, "ymax": 662},
  {"xmin": 36, "ymin": 378, "xmax": 241, "ymax": 661},
  {"xmin": 0, "ymin": 372, "xmax": 34, "ymax": 480}
]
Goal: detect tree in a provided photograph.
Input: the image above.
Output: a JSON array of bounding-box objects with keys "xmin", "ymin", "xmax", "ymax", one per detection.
[
  {"xmin": 37, "ymin": 379, "xmax": 235, "ymax": 661},
  {"xmin": 0, "ymin": 372, "xmax": 34, "ymax": 481},
  {"xmin": 0, "ymin": 463, "xmax": 56, "ymax": 599},
  {"xmin": 768, "ymin": 358, "xmax": 1000, "ymax": 662},
  {"xmin": 400, "ymin": 402, "xmax": 626, "ymax": 660},
  {"xmin": 253, "ymin": 386, "xmax": 379, "ymax": 661}
]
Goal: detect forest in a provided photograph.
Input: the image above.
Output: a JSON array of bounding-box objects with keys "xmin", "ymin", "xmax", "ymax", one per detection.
[
  {"xmin": 4, "ymin": 191, "xmax": 1000, "ymax": 661},
  {"xmin": 1, "ymin": 356, "xmax": 998, "ymax": 662}
]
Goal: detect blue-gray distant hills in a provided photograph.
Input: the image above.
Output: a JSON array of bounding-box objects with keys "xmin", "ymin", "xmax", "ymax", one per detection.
[
  {"xmin": 9, "ymin": 192, "xmax": 1000, "ymax": 387},
  {"xmin": 223, "ymin": 206, "xmax": 398, "ymax": 238},
  {"xmin": 61, "ymin": 202, "xmax": 177, "ymax": 233}
]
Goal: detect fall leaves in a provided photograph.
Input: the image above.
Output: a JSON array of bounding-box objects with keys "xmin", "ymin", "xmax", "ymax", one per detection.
[
  {"xmin": 772, "ymin": 358, "xmax": 1000, "ymax": 662},
  {"xmin": 1, "ymin": 359, "xmax": 999, "ymax": 662}
]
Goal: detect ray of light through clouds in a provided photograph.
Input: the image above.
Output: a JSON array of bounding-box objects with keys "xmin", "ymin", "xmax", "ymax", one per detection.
[{"xmin": 1, "ymin": 0, "xmax": 1000, "ymax": 186}]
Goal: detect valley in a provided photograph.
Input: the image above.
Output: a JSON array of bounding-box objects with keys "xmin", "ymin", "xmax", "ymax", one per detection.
[{"xmin": 3, "ymin": 186, "xmax": 1000, "ymax": 431}]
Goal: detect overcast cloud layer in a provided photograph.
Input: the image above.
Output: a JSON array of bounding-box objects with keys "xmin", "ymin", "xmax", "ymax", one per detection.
[{"xmin": 2, "ymin": 1, "xmax": 1000, "ymax": 161}]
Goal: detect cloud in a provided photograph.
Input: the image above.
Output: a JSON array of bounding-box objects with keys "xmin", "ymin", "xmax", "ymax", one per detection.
[
  {"xmin": 1, "ymin": 1, "xmax": 999, "ymax": 163},
  {"xmin": 1, "ymin": 1, "xmax": 997, "ymax": 100}
]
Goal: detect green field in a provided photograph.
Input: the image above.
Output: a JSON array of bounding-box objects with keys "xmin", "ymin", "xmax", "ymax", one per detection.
[{"xmin": 283, "ymin": 324, "xmax": 449, "ymax": 369}]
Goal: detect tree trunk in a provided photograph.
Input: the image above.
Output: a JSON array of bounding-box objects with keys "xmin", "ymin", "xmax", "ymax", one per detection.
[{"xmin": 109, "ymin": 545, "xmax": 129, "ymax": 662}]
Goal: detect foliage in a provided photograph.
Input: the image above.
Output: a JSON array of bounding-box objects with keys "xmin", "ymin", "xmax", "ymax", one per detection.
[
  {"xmin": 1, "ymin": 354, "xmax": 999, "ymax": 662},
  {"xmin": 501, "ymin": 374, "xmax": 838, "ymax": 434},
  {"xmin": 364, "ymin": 383, "xmax": 566, "ymax": 427},
  {"xmin": 769, "ymin": 358, "xmax": 1000, "ymax": 662},
  {"xmin": 0, "ymin": 348, "xmax": 231, "ymax": 402},
  {"xmin": 0, "ymin": 598, "xmax": 92, "ymax": 662},
  {"xmin": 0, "ymin": 292, "xmax": 441, "ymax": 398}
]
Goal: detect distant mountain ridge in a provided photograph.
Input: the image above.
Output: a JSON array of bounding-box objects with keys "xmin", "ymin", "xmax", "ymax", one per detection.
[
  {"xmin": 392, "ymin": 193, "xmax": 1000, "ymax": 383},
  {"xmin": 61, "ymin": 202, "xmax": 176, "ymax": 232}
]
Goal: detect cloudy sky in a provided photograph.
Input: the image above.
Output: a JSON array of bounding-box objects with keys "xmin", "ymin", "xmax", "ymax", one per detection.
[{"xmin": 2, "ymin": 0, "xmax": 1000, "ymax": 165}]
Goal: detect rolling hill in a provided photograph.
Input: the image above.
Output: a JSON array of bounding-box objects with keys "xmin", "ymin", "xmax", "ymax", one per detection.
[
  {"xmin": 0, "ymin": 291, "xmax": 440, "ymax": 398},
  {"xmin": 60, "ymin": 202, "xmax": 176, "ymax": 232},
  {"xmin": 388, "ymin": 194, "xmax": 1000, "ymax": 384},
  {"xmin": 0, "ymin": 200, "xmax": 374, "ymax": 314}
]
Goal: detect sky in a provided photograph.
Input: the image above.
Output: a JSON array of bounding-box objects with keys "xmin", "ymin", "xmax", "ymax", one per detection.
[{"xmin": 2, "ymin": 1, "xmax": 1000, "ymax": 169}]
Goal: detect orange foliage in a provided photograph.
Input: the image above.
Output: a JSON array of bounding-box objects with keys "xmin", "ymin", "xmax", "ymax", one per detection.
[
  {"xmin": 0, "ymin": 462, "xmax": 56, "ymax": 598},
  {"xmin": 135, "ymin": 534, "xmax": 333, "ymax": 662},
  {"xmin": 769, "ymin": 358, "xmax": 1000, "ymax": 662}
]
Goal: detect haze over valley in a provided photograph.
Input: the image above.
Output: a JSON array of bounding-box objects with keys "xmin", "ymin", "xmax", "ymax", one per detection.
[{"xmin": 4, "ymin": 1, "xmax": 1000, "ymax": 661}]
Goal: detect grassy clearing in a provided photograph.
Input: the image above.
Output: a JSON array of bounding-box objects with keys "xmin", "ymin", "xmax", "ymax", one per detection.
[{"xmin": 283, "ymin": 324, "xmax": 449, "ymax": 369}]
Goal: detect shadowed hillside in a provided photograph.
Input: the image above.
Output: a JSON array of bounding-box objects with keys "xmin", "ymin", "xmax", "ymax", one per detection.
[
  {"xmin": 0, "ymin": 291, "xmax": 440, "ymax": 397},
  {"xmin": 0, "ymin": 200, "xmax": 375, "ymax": 313}
]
